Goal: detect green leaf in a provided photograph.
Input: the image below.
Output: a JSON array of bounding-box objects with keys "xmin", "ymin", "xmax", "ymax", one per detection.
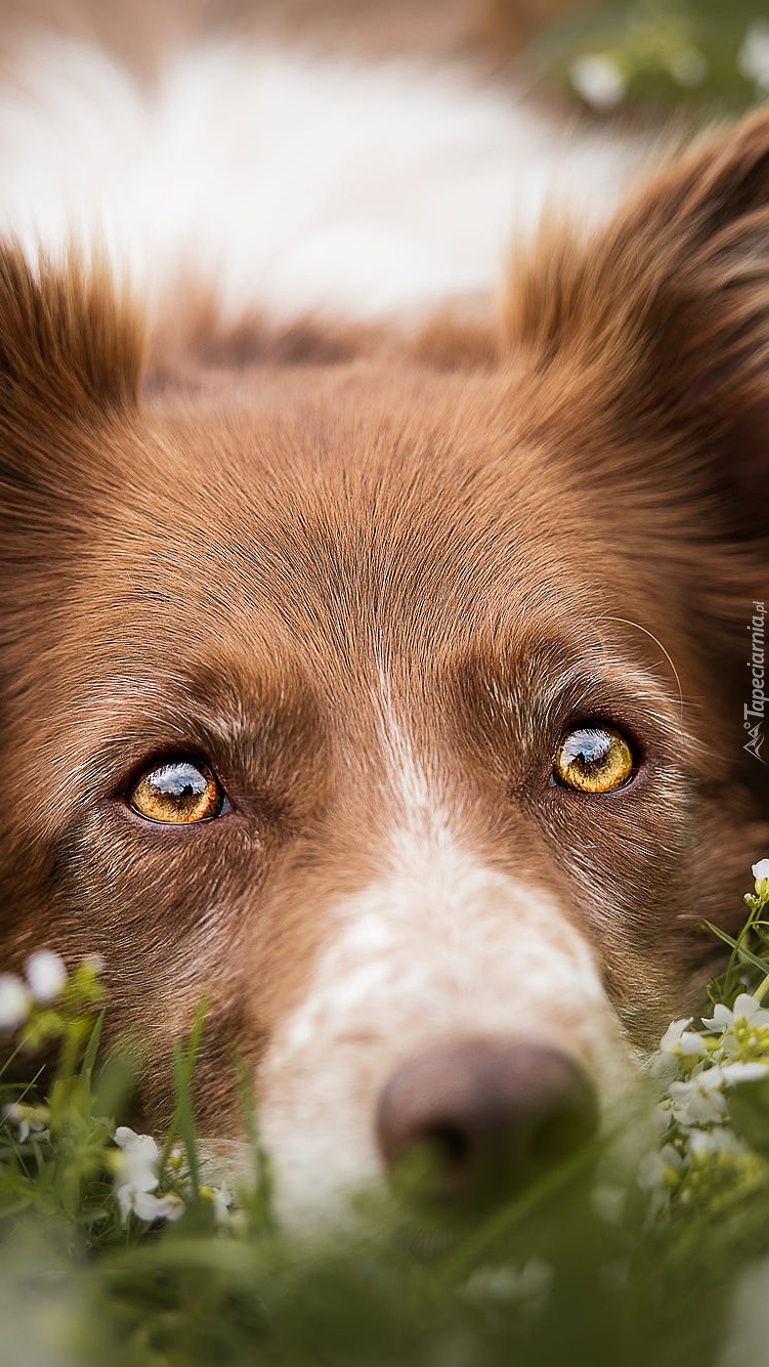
[
  {"xmin": 703, "ymin": 921, "xmax": 769, "ymax": 977},
  {"xmin": 79, "ymin": 1009, "xmax": 106, "ymax": 1085},
  {"xmin": 728, "ymin": 1075, "xmax": 769, "ymax": 1153}
]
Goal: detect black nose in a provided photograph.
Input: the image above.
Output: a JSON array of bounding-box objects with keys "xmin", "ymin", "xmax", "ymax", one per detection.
[{"xmin": 375, "ymin": 1038, "xmax": 599, "ymax": 1212}]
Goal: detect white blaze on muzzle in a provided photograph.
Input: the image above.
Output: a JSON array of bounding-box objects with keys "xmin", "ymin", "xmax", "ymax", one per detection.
[{"xmin": 256, "ymin": 822, "xmax": 635, "ymax": 1227}]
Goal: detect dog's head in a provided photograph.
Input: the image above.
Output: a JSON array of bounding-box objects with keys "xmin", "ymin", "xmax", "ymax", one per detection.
[{"xmin": 1, "ymin": 115, "xmax": 768, "ymax": 1224}]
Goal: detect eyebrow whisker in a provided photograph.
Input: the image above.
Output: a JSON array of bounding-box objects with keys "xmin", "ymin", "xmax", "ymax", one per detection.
[{"xmin": 598, "ymin": 614, "xmax": 684, "ymax": 716}]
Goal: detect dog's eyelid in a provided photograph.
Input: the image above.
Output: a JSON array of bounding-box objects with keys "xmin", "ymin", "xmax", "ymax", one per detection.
[
  {"xmin": 546, "ymin": 673, "xmax": 686, "ymax": 754},
  {"xmin": 557, "ymin": 707, "xmax": 645, "ymax": 752},
  {"xmin": 83, "ymin": 719, "xmax": 238, "ymax": 794},
  {"xmin": 117, "ymin": 743, "xmax": 216, "ymax": 785}
]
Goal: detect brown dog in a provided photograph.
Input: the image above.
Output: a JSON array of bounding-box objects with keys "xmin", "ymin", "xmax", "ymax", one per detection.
[{"xmin": 0, "ymin": 9, "xmax": 767, "ymax": 1224}]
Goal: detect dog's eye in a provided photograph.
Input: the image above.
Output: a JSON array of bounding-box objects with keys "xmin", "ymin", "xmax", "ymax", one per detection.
[
  {"xmin": 129, "ymin": 759, "xmax": 225, "ymax": 823},
  {"xmin": 554, "ymin": 724, "xmax": 635, "ymax": 794}
]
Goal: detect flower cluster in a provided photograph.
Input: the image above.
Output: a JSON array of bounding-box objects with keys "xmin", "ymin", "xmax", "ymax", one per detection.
[
  {"xmin": 6, "ymin": 865, "xmax": 769, "ymax": 1247},
  {"xmin": 113, "ymin": 1128, "xmax": 186, "ymax": 1223},
  {"xmin": 0, "ymin": 950, "xmax": 70, "ymax": 1144},
  {"xmin": 2, "ymin": 1100, "xmax": 50, "ymax": 1144},
  {"xmin": 1, "ymin": 948, "xmax": 233, "ymax": 1235},
  {"xmin": 112, "ymin": 1126, "xmax": 232, "ymax": 1228},
  {"xmin": 641, "ymin": 861, "xmax": 769, "ymax": 1221}
]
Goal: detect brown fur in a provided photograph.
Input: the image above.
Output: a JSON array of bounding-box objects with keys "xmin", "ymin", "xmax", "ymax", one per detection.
[{"xmin": 0, "ymin": 112, "xmax": 768, "ymax": 1137}]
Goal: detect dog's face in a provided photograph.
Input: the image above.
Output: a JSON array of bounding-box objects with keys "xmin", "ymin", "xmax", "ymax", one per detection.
[{"xmin": 1, "ymin": 117, "xmax": 768, "ymax": 1224}]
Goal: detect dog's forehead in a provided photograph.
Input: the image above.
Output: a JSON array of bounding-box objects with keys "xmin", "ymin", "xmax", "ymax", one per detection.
[
  {"xmin": 54, "ymin": 374, "xmax": 690, "ymax": 774},
  {"xmin": 126, "ymin": 376, "xmax": 612, "ymax": 655}
]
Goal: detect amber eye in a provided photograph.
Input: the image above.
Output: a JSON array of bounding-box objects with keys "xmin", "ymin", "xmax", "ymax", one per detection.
[
  {"xmin": 554, "ymin": 724, "xmax": 635, "ymax": 794},
  {"xmin": 129, "ymin": 758, "xmax": 225, "ymax": 824}
]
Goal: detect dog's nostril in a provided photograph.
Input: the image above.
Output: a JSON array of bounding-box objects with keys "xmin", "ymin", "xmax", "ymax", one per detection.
[
  {"xmin": 429, "ymin": 1123, "xmax": 471, "ymax": 1167},
  {"xmin": 375, "ymin": 1038, "xmax": 599, "ymax": 1212},
  {"xmin": 418, "ymin": 1122, "xmax": 475, "ymax": 1186}
]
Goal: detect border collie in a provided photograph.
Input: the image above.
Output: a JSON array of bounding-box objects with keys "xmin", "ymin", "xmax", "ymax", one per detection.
[{"xmin": 0, "ymin": 2, "xmax": 767, "ymax": 1225}]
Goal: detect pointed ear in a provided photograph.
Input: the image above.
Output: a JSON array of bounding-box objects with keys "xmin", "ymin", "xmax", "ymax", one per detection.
[
  {"xmin": 504, "ymin": 109, "xmax": 769, "ymax": 536},
  {"xmin": 0, "ymin": 244, "xmax": 143, "ymax": 522}
]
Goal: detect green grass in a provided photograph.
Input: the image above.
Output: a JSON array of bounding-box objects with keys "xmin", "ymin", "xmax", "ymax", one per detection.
[
  {"xmin": 529, "ymin": 0, "xmax": 769, "ymax": 115},
  {"xmin": 2, "ymin": 864, "xmax": 769, "ymax": 1366}
]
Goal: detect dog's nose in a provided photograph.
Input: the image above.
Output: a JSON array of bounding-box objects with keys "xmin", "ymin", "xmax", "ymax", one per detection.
[{"xmin": 375, "ymin": 1038, "xmax": 599, "ymax": 1211}]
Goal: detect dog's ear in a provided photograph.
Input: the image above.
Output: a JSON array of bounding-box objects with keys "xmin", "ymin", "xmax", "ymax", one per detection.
[
  {"xmin": 505, "ymin": 110, "xmax": 769, "ymax": 543},
  {"xmin": 0, "ymin": 244, "xmax": 143, "ymax": 533}
]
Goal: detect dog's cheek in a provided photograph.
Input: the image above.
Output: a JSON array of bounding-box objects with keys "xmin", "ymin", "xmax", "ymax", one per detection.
[{"xmin": 39, "ymin": 811, "xmax": 270, "ymax": 1125}]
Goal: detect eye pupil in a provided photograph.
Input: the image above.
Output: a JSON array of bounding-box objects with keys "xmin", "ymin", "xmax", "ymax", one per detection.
[
  {"xmin": 554, "ymin": 724, "xmax": 635, "ymax": 794},
  {"xmin": 129, "ymin": 759, "xmax": 224, "ymax": 823}
]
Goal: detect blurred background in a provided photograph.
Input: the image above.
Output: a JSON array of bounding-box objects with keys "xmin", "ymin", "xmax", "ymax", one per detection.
[
  {"xmin": 3, "ymin": 2, "xmax": 765, "ymax": 121},
  {"xmin": 506, "ymin": 0, "xmax": 769, "ymax": 117}
]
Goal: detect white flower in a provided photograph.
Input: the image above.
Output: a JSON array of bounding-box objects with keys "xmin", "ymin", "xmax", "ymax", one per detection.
[
  {"xmin": 701, "ymin": 993, "xmax": 769, "ymax": 1034},
  {"xmin": 637, "ymin": 1143, "xmax": 684, "ymax": 1193},
  {"xmin": 154, "ymin": 1192, "xmax": 185, "ymax": 1221},
  {"xmin": 660, "ymin": 1017, "xmax": 691, "ymax": 1047},
  {"xmin": 464, "ymin": 1259, "xmax": 552, "ymax": 1308},
  {"xmin": 569, "ymin": 54, "xmax": 626, "ymax": 110},
  {"xmin": 113, "ymin": 1126, "xmax": 160, "ymax": 1221},
  {"xmin": 648, "ymin": 1050, "xmax": 681, "ymax": 1084},
  {"xmin": 660, "ymin": 1017, "xmax": 707, "ymax": 1057},
  {"xmin": 117, "ymin": 1186, "xmax": 186, "ymax": 1223},
  {"xmin": 116, "ymin": 1185, "xmax": 160, "ymax": 1222},
  {"xmin": 113, "ymin": 1126, "xmax": 160, "ymax": 1182},
  {"xmin": 0, "ymin": 974, "xmax": 31, "ymax": 1031},
  {"xmin": 112, "ymin": 1128, "xmax": 188, "ymax": 1224},
  {"xmin": 637, "ymin": 1144, "xmax": 684, "ymax": 1221},
  {"xmin": 666, "ymin": 1057, "xmax": 769, "ymax": 1130},
  {"xmin": 701, "ymin": 1002, "xmax": 736, "ymax": 1033},
  {"xmin": 753, "ymin": 859, "xmax": 769, "ymax": 894},
  {"xmin": 201, "ymin": 1182, "xmax": 233, "ymax": 1227},
  {"xmin": 669, "ymin": 48, "xmax": 708, "ymax": 88},
  {"xmin": 719, "ymin": 1060, "xmax": 769, "ymax": 1086},
  {"xmin": 2, "ymin": 1102, "xmax": 50, "ymax": 1143},
  {"xmin": 114, "ymin": 1125, "xmax": 159, "ymax": 1162},
  {"xmin": 739, "ymin": 23, "xmax": 769, "ymax": 92},
  {"xmin": 667, "ymin": 1070, "xmax": 730, "ymax": 1127},
  {"xmin": 686, "ymin": 1126, "xmax": 750, "ymax": 1160},
  {"xmin": 24, "ymin": 949, "xmax": 67, "ymax": 1003}
]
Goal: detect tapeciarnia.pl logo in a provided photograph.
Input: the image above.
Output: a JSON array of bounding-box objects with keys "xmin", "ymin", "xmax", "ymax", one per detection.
[{"xmin": 745, "ymin": 600, "xmax": 766, "ymax": 763}]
